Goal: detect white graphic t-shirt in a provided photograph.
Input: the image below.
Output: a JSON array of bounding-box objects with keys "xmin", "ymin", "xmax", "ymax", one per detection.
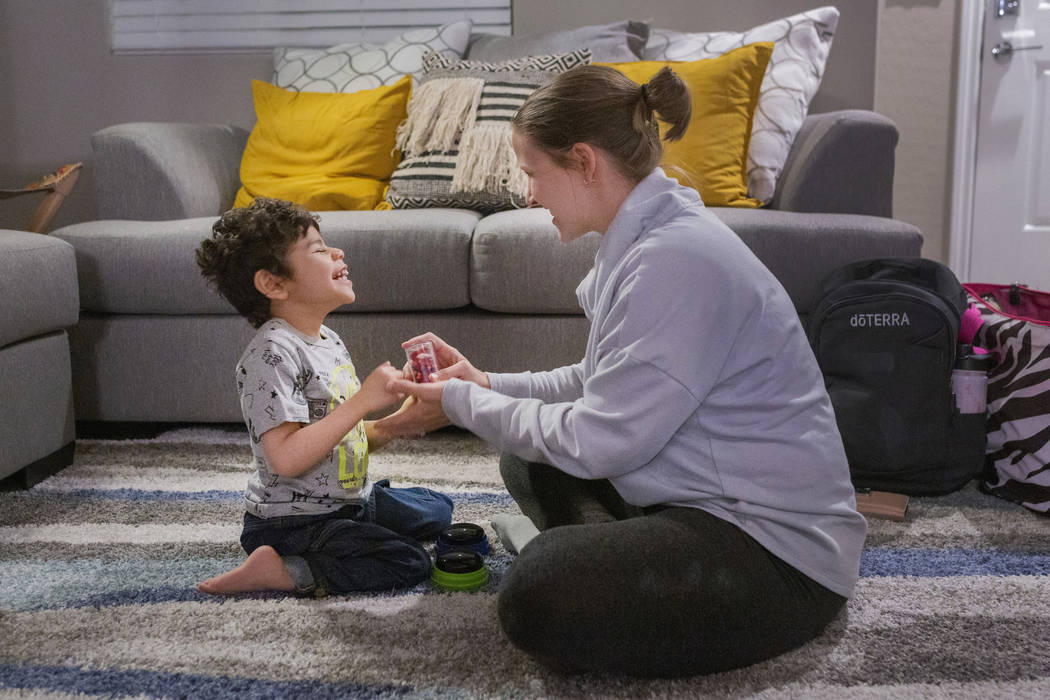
[{"xmin": 237, "ymin": 318, "xmax": 370, "ymax": 517}]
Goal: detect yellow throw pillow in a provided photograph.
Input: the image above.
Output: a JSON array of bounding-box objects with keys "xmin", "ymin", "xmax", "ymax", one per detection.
[
  {"xmin": 599, "ymin": 43, "xmax": 772, "ymax": 208},
  {"xmin": 234, "ymin": 77, "xmax": 411, "ymax": 211}
]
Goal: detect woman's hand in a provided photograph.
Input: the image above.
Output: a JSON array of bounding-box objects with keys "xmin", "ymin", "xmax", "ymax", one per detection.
[
  {"xmin": 387, "ymin": 375, "xmax": 448, "ymax": 404},
  {"xmin": 372, "ymin": 395, "xmax": 450, "ymax": 439},
  {"xmin": 401, "ymin": 332, "xmax": 490, "ymax": 389}
]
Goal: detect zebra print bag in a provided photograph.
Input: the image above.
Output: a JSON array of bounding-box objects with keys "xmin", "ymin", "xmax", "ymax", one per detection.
[{"xmin": 965, "ymin": 283, "xmax": 1050, "ymax": 514}]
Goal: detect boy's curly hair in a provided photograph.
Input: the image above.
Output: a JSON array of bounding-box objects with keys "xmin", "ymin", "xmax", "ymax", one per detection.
[{"xmin": 196, "ymin": 197, "xmax": 320, "ymax": 328}]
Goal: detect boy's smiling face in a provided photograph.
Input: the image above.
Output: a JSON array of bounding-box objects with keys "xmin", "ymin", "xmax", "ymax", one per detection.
[{"xmin": 282, "ymin": 226, "xmax": 356, "ymax": 311}]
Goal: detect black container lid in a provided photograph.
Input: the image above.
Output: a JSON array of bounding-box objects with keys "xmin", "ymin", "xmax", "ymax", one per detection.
[{"xmin": 435, "ymin": 549, "xmax": 484, "ymax": 574}]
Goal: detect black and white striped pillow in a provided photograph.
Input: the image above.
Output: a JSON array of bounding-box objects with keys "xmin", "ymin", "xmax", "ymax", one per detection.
[{"xmin": 386, "ymin": 50, "xmax": 591, "ymax": 214}]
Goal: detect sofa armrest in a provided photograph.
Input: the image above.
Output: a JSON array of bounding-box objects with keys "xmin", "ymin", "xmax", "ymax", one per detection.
[
  {"xmin": 91, "ymin": 123, "xmax": 249, "ymax": 220},
  {"xmin": 713, "ymin": 208, "xmax": 923, "ymax": 319},
  {"xmin": 771, "ymin": 110, "xmax": 898, "ymax": 218}
]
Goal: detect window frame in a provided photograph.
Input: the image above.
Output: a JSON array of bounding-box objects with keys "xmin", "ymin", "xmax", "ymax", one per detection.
[{"xmin": 109, "ymin": 0, "xmax": 511, "ymax": 55}]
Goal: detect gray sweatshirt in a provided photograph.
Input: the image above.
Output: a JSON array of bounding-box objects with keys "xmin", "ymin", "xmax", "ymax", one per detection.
[{"xmin": 442, "ymin": 169, "xmax": 867, "ymax": 597}]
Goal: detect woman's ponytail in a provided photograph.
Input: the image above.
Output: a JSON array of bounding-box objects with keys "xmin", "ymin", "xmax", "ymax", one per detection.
[
  {"xmin": 643, "ymin": 66, "xmax": 691, "ymax": 142},
  {"xmin": 513, "ymin": 64, "xmax": 692, "ymax": 183}
]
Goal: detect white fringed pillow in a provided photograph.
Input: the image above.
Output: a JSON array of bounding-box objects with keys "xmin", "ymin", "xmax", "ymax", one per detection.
[
  {"xmin": 272, "ymin": 20, "xmax": 472, "ymax": 93},
  {"xmin": 644, "ymin": 7, "xmax": 839, "ymax": 204},
  {"xmin": 386, "ymin": 50, "xmax": 592, "ymax": 214}
]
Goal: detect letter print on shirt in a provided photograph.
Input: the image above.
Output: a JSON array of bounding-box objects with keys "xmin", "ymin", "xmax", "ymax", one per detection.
[{"xmin": 329, "ymin": 362, "xmax": 368, "ymax": 490}]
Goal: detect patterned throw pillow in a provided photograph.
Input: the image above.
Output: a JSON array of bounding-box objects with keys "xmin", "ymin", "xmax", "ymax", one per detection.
[
  {"xmin": 466, "ymin": 20, "xmax": 649, "ymax": 62},
  {"xmin": 386, "ymin": 50, "xmax": 592, "ymax": 214},
  {"xmin": 644, "ymin": 7, "xmax": 840, "ymax": 204},
  {"xmin": 272, "ymin": 20, "xmax": 472, "ymax": 93}
]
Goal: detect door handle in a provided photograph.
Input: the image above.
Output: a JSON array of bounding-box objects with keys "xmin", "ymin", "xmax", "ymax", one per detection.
[
  {"xmin": 991, "ymin": 41, "xmax": 1044, "ymax": 60},
  {"xmin": 996, "ymin": 0, "xmax": 1019, "ymax": 18}
]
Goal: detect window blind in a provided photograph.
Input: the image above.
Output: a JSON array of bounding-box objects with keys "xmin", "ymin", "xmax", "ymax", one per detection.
[{"xmin": 109, "ymin": 0, "xmax": 511, "ymax": 54}]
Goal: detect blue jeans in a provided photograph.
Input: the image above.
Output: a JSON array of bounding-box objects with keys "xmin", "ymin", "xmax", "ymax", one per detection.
[{"xmin": 240, "ymin": 480, "xmax": 453, "ymax": 595}]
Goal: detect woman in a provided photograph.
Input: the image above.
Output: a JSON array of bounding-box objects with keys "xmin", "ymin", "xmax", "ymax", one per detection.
[{"xmin": 388, "ymin": 64, "xmax": 866, "ymax": 678}]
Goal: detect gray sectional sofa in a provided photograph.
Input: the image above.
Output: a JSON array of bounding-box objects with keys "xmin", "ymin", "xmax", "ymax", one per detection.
[
  {"xmin": 46, "ymin": 108, "xmax": 922, "ymax": 425},
  {"xmin": 0, "ymin": 232, "xmax": 79, "ymax": 485}
]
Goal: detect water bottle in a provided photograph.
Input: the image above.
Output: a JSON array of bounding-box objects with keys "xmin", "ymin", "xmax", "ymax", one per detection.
[{"xmin": 952, "ymin": 344, "xmax": 994, "ymax": 414}]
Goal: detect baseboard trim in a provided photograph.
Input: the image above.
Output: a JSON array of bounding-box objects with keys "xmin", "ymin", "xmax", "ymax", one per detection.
[
  {"xmin": 75, "ymin": 421, "xmax": 165, "ymax": 440},
  {"xmin": 0, "ymin": 441, "xmax": 75, "ymax": 491}
]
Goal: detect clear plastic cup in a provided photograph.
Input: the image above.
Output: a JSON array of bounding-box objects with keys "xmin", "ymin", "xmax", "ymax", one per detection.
[{"xmin": 405, "ymin": 340, "xmax": 438, "ymax": 383}]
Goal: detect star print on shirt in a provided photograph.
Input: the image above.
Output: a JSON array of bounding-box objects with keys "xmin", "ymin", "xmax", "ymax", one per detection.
[
  {"xmin": 261, "ymin": 349, "xmax": 283, "ymax": 367},
  {"xmin": 315, "ymin": 473, "xmax": 329, "ymax": 487}
]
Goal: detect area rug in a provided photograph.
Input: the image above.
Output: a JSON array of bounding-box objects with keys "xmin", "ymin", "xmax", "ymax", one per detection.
[{"xmin": 2, "ymin": 425, "xmax": 1050, "ymax": 699}]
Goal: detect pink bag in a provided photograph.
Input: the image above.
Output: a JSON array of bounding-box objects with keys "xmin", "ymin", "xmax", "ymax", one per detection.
[{"xmin": 964, "ymin": 283, "xmax": 1050, "ymax": 514}]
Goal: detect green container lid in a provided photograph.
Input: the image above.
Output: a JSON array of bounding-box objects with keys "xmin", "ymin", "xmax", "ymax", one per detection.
[{"xmin": 431, "ymin": 549, "xmax": 489, "ymax": 592}]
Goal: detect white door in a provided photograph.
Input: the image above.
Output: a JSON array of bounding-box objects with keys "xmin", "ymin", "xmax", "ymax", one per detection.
[{"xmin": 969, "ymin": 0, "xmax": 1050, "ymax": 288}]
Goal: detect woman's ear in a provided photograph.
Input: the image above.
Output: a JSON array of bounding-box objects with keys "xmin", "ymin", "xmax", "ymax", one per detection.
[
  {"xmin": 254, "ymin": 269, "xmax": 288, "ymax": 300},
  {"xmin": 570, "ymin": 142, "xmax": 599, "ymax": 185}
]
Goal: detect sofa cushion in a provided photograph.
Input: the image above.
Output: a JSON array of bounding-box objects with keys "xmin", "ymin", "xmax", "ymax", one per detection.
[
  {"xmin": 0, "ymin": 231, "xmax": 79, "ymax": 348},
  {"xmin": 466, "ymin": 208, "xmax": 923, "ymax": 318},
  {"xmin": 387, "ymin": 50, "xmax": 591, "ymax": 214},
  {"xmin": 234, "ymin": 78, "xmax": 411, "ymax": 211},
  {"xmin": 600, "ymin": 43, "xmax": 772, "ymax": 209},
  {"xmin": 470, "ymin": 209, "xmax": 598, "ymax": 314},
  {"xmin": 50, "ymin": 209, "xmax": 480, "ymax": 315},
  {"xmin": 644, "ymin": 7, "xmax": 840, "ymax": 204},
  {"xmin": 273, "ymin": 20, "xmax": 473, "ymax": 93},
  {"xmin": 467, "ymin": 20, "xmax": 649, "ymax": 62}
]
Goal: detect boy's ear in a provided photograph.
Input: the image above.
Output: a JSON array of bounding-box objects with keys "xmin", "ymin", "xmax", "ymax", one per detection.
[{"xmin": 254, "ymin": 269, "xmax": 289, "ymax": 300}]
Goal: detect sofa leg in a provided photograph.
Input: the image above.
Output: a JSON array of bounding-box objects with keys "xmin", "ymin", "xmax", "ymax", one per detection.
[{"xmin": 0, "ymin": 441, "xmax": 75, "ymax": 491}]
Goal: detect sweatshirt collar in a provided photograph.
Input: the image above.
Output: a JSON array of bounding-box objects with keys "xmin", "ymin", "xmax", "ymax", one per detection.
[{"xmin": 596, "ymin": 168, "xmax": 703, "ymax": 267}]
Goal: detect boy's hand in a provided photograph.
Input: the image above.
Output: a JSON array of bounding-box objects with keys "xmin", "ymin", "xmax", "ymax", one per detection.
[
  {"xmin": 399, "ymin": 332, "xmax": 490, "ymax": 388},
  {"xmin": 358, "ymin": 362, "xmax": 405, "ymax": 413}
]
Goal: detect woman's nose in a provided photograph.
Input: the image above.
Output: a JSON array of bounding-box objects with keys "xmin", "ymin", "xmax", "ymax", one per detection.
[
  {"xmin": 332, "ymin": 247, "xmax": 345, "ymax": 260},
  {"xmin": 525, "ymin": 186, "xmax": 538, "ymax": 208}
]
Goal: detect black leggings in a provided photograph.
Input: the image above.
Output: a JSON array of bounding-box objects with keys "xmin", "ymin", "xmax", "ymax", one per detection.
[{"xmin": 497, "ymin": 454, "xmax": 847, "ymax": 678}]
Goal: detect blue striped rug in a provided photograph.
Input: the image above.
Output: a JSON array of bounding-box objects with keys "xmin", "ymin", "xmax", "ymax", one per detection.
[{"xmin": 2, "ymin": 426, "xmax": 1049, "ymax": 699}]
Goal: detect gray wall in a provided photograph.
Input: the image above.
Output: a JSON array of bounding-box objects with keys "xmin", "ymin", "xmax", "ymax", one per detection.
[
  {"xmin": 0, "ymin": 0, "xmax": 269, "ymax": 232},
  {"xmin": 513, "ymin": 0, "xmax": 879, "ymax": 114},
  {"xmin": 0, "ymin": 0, "xmax": 957, "ymax": 262},
  {"xmin": 874, "ymin": 0, "xmax": 958, "ymax": 265}
]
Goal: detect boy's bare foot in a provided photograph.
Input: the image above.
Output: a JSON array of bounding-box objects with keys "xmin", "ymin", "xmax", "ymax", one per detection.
[{"xmin": 197, "ymin": 545, "xmax": 296, "ymax": 595}]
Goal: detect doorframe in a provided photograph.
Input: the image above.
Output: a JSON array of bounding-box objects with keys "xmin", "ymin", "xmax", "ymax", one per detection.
[{"xmin": 948, "ymin": 0, "xmax": 986, "ymax": 280}]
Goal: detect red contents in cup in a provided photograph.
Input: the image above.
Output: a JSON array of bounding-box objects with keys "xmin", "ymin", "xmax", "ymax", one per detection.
[{"xmin": 406, "ymin": 341, "xmax": 438, "ymax": 383}]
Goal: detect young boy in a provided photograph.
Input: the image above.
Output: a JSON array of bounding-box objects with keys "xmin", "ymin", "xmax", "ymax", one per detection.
[{"xmin": 195, "ymin": 197, "xmax": 453, "ymax": 596}]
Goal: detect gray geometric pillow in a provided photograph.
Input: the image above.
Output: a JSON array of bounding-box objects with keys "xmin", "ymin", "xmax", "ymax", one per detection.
[
  {"xmin": 272, "ymin": 20, "xmax": 472, "ymax": 93},
  {"xmin": 644, "ymin": 7, "xmax": 839, "ymax": 204},
  {"xmin": 466, "ymin": 20, "xmax": 649, "ymax": 63},
  {"xmin": 386, "ymin": 50, "xmax": 592, "ymax": 214}
]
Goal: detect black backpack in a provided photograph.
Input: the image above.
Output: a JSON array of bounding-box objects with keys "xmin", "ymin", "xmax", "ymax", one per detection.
[{"xmin": 807, "ymin": 257, "xmax": 986, "ymax": 495}]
